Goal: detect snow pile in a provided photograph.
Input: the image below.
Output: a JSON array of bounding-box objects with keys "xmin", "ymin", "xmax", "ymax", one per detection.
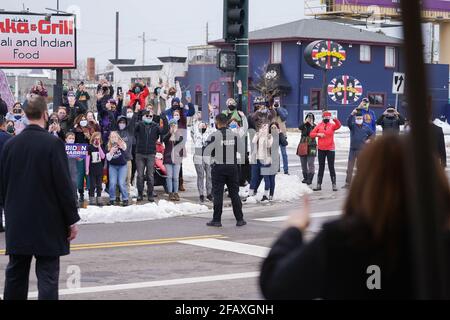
[
  {"xmin": 78, "ymin": 200, "xmax": 208, "ymax": 225},
  {"xmin": 240, "ymin": 174, "xmax": 313, "ymax": 203},
  {"xmin": 434, "ymin": 119, "xmax": 450, "ymax": 135}
]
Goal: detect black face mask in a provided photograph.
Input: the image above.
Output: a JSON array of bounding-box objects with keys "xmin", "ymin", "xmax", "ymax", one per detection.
[
  {"xmin": 201, "ymin": 128, "xmax": 207, "ymax": 134},
  {"xmin": 228, "ymin": 104, "xmax": 237, "ymax": 111},
  {"xmin": 323, "ymin": 119, "xmax": 330, "ymax": 124},
  {"xmin": 172, "ymin": 105, "xmax": 180, "ymax": 110}
]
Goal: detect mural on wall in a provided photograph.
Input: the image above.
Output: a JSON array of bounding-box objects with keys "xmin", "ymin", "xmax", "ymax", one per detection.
[
  {"xmin": 304, "ymin": 40, "xmax": 347, "ymax": 70},
  {"xmin": 0, "ymin": 70, "xmax": 15, "ymax": 110},
  {"xmin": 327, "ymin": 75, "xmax": 363, "ymax": 105}
]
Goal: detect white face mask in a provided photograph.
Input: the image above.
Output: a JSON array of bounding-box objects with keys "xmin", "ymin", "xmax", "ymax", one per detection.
[
  {"xmin": 80, "ymin": 120, "xmax": 88, "ymax": 127},
  {"xmin": 118, "ymin": 123, "xmax": 126, "ymax": 130},
  {"xmin": 66, "ymin": 139, "xmax": 75, "ymax": 144},
  {"xmin": 355, "ymin": 119, "xmax": 364, "ymax": 125},
  {"xmin": 174, "ymin": 116, "xmax": 180, "ymax": 122},
  {"xmin": 126, "ymin": 112, "xmax": 134, "ymax": 119}
]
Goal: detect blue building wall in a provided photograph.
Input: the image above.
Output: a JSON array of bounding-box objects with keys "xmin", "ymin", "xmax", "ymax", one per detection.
[{"xmin": 182, "ymin": 40, "xmax": 449, "ymax": 128}]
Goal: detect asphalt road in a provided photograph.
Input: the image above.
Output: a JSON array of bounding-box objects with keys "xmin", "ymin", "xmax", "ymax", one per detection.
[{"xmin": 0, "ymin": 142, "xmax": 448, "ymax": 300}]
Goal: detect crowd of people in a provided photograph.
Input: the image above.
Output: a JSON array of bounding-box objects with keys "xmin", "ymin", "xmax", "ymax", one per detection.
[
  {"xmin": 0, "ymin": 77, "xmax": 448, "ymax": 300},
  {"xmin": 0, "ymin": 78, "xmax": 447, "ymax": 234}
]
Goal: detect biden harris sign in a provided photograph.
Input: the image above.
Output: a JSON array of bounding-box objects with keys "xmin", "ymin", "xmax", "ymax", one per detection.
[{"xmin": 0, "ymin": 12, "xmax": 76, "ymax": 69}]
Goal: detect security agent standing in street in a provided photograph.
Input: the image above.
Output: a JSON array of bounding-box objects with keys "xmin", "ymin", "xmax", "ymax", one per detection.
[
  {"xmin": 0, "ymin": 96, "xmax": 80, "ymax": 300},
  {"xmin": 206, "ymin": 113, "xmax": 247, "ymax": 227}
]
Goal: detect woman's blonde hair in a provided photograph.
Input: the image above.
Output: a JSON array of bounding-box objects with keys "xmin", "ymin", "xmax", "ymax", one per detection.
[
  {"xmin": 90, "ymin": 132, "xmax": 102, "ymax": 145},
  {"xmin": 107, "ymin": 131, "xmax": 125, "ymax": 151}
]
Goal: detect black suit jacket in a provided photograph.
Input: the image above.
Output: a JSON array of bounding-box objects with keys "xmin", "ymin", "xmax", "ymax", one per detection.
[
  {"xmin": 260, "ymin": 219, "xmax": 450, "ymax": 300},
  {"xmin": 0, "ymin": 125, "xmax": 80, "ymax": 256},
  {"xmin": 432, "ymin": 123, "xmax": 447, "ymax": 168}
]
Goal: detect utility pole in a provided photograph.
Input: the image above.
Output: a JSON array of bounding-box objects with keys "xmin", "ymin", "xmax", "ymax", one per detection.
[
  {"xmin": 54, "ymin": 0, "xmax": 63, "ymax": 112},
  {"xmin": 115, "ymin": 12, "xmax": 119, "ymax": 59},
  {"xmin": 139, "ymin": 32, "xmax": 146, "ymax": 65},
  {"xmin": 206, "ymin": 22, "xmax": 209, "ymax": 44},
  {"xmin": 139, "ymin": 33, "xmax": 157, "ymax": 65}
]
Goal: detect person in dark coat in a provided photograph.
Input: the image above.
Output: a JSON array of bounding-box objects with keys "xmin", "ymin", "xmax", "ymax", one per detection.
[
  {"xmin": 0, "ymin": 93, "xmax": 8, "ymax": 118},
  {"xmin": 376, "ymin": 106, "xmax": 406, "ymax": 135},
  {"xmin": 0, "ymin": 96, "xmax": 80, "ymax": 300},
  {"xmin": 343, "ymin": 110, "xmax": 374, "ymax": 188},
  {"xmin": 0, "ymin": 115, "xmax": 12, "ymax": 232},
  {"xmin": 432, "ymin": 123, "xmax": 447, "ymax": 168},
  {"xmin": 260, "ymin": 135, "xmax": 450, "ymax": 300},
  {"xmin": 135, "ymin": 110, "xmax": 168, "ymax": 202},
  {"xmin": 298, "ymin": 113, "xmax": 317, "ymax": 185}
]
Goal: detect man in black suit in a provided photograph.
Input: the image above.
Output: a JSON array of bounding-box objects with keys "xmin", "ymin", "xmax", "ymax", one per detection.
[
  {"xmin": 0, "ymin": 94, "xmax": 8, "ymax": 118},
  {"xmin": 431, "ymin": 123, "xmax": 447, "ymax": 168},
  {"xmin": 0, "ymin": 116, "xmax": 12, "ymax": 232},
  {"xmin": 0, "ymin": 96, "xmax": 80, "ymax": 300}
]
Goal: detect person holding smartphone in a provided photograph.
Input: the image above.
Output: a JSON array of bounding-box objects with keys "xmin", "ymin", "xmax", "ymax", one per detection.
[
  {"xmin": 76, "ymin": 82, "xmax": 90, "ymax": 111},
  {"xmin": 357, "ymin": 97, "xmax": 376, "ymax": 133}
]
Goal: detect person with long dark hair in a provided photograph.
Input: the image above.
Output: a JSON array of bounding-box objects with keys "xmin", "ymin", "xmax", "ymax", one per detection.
[{"xmin": 260, "ymin": 135, "xmax": 450, "ymax": 299}]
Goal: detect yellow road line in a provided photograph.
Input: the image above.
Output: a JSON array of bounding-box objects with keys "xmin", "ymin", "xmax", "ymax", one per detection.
[{"xmin": 0, "ymin": 235, "xmax": 228, "ymax": 254}]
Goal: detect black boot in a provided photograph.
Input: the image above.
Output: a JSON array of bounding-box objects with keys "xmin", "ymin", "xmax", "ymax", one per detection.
[
  {"xmin": 137, "ymin": 192, "xmax": 143, "ymax": 202},
  {"xmin": 307, "ymin": 173, "xmax": 315, "ymax": 186},
  {"xmin": 313, "ymin": 184, "xmax": 322, "ymax": 191},
  {"xmin": 301, "ymin": 172, "xmax": 308, "ymax": 184}
]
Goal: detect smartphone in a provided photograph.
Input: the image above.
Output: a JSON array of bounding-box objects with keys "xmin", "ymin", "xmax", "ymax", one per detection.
[
  {"xmin": 117, "ymin": 87, "xmax": 123, "ymax": 96},
  {"xmin": 186, "ymin": 90, "xmax": 191, "ymax": 99}
]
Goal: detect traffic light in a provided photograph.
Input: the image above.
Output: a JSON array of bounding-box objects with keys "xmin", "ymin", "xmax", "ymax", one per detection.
[{"xmin": 223, "ymin": 0, "xmax": 248, "ymax": 43}]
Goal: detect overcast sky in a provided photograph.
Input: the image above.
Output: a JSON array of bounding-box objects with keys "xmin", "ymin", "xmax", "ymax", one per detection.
[{"xmin": 3, "ymin": 0, "xmax": 307, "ymax": 69}]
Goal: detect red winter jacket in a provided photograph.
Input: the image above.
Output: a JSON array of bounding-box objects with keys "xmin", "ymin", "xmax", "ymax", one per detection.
[
  {"xmin": 310, "ymin": 119, "xmax": 341, "ymax": 151},
  {"xmin": 128, "ymin": 86, "xmax": 149, "ymax": 110}
]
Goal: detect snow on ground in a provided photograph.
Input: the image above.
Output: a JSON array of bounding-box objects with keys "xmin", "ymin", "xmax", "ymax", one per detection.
[
  {"xmin": 78, "ymin": 119, "xmax": 449, "ymax": 224},
  {"xmin": 78, "ymin": 200, "xmax": 208, "ymax": 225},
  {"xmin": 434, "ymin": 119, "xmax": 450, "ymax": 135},
  {"xmin": 240, "ymin": 173, "xmax": 313, "ymax": 204}
]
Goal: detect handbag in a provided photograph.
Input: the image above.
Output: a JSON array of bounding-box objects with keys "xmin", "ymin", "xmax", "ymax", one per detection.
[{"xmin": 296, "ymin": 142, "xmax": 308, "ymax": 157}]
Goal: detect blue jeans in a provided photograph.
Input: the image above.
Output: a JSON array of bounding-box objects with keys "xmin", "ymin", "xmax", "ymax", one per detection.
[
  {"xmin": 109, "ymin": 164, "xmax": 129, "ymax": 201},
  {"xmin": 166, "ymin": 164, "xmax": 181, "ymax": 193},
  {"xmin": 280, "ymin": 145, "xmax": 288, "ymax": 174},
  {"xmin": 262, "ymin": 164, "xmax": 276, "ymax": 196},
  {"xmin": 250, "ymin": 162, "xmax": 263, "ymax": 192}
]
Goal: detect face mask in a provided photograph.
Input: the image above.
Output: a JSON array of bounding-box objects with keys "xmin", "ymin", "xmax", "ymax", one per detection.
[
  {"xmin": 66, "ymin": 139, "xmax": 75, "ymax": 144},
  {"xmin": 7, "ymin": 126, "xmax": 14, "ymax": 134},
  {"xmin": 229, "ymin": 123, "xmax": 238, "ymax": 130},
  {"xmin": 14, "ymin": 115, "xmax": 22, "ymax": 121},
  {"xmin": 228, "ymin": 104, "xmax": 237, "ymax": 111},
  {"xmin": 80, "ymin": 120, "xmax": 88, "ymax": 127},
  {"xmin": 323, "ymin": 118, "xmax": 330, "ymax": 124},
  {"xmin": 355, "ymin": 119, "xmax": 364, "ymax": 125},
  {"xmin": 172, "ymin": 104, "xmax": 180, "ymax": 110},
  {"xmin": 135, "ymin": 88, "xmax": 141, "ymax": 94},
  {"xmin": 174, "ymin": 116, "xmax": 180, "ymax": 122},
  {"xmin": 201, "ymin": 128, "xmax": 207, "ymax": 134},
  {"xmin": 143, "ymin": 118, "xmax": 152, "ymax": 124},
  {"xmin": 118, "ymin": 123, "xmax": 126, "ymax": 130},
  {"xmin": 127, "ymin": 112, "xmax": 134, "ymax": 119}
]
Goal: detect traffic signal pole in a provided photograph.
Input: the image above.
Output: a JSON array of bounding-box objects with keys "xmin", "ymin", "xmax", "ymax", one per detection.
[
  {"xmin": 234, "ymin": 1, "xmax": 249, "ymax": 114},
  {"xmin": 223, "ymin": 0, "xmax": 249, "ymax": 115}
]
